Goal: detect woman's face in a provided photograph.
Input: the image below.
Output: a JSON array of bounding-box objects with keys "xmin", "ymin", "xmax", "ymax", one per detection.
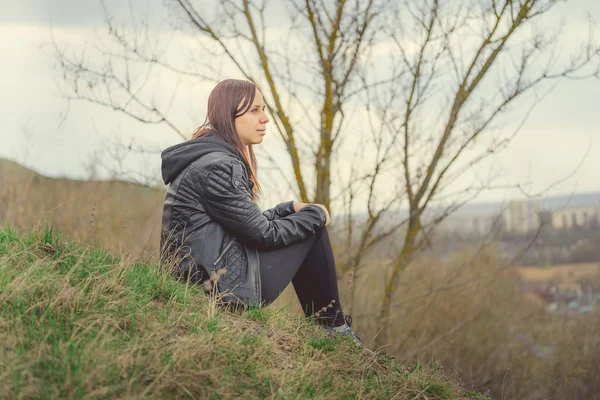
[{"xmin": 235, "ymin": 88, "xmax": 270, "ymax": 146}]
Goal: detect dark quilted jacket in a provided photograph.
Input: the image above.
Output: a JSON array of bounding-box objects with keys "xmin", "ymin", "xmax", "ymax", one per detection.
[{"xmin": 159, "ymin": 131, "xmax": 327, "ymax": 306}]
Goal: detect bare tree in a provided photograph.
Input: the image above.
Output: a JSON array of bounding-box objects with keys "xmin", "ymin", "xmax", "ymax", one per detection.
[
  {"xmin": 51, "ymin": 0, "xmax": 412, "ymax": 310},
  {"xmin": 51, "ymin": 0, "xmax": 599, "ymax": 351},
  {"xmin": 82, "ymin": 126, "xmax": 164, "ymax": 186},
  {"xmin": 368, "ymin": 0, "xmax": 599, "ymax": 347},
  {"xmin": 51, "ymin": 0, "xmax": 388, "ymax": 207}
]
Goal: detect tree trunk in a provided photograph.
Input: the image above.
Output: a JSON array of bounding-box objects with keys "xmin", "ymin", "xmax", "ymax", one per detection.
[
  {"xmin": 375, "ymin": 209, "xmax": 421, "ymax": 348},
  {"xmin": 314, "ymin": 147, "xmax": 331, "ymax": 209},
  {"xmin": 314, "ymin": 75, "xmax": 335, "ymax": 209}
]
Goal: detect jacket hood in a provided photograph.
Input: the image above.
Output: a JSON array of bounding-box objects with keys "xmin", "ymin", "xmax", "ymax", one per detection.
[{"xmin": 161, "ymin": 131, "xmax": 245, "ymax": 184}]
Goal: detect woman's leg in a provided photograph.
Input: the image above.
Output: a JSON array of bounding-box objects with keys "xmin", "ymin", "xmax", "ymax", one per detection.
[{"xmin": 258, "ymin": 229, "xmax": 345, "ymax": 326}]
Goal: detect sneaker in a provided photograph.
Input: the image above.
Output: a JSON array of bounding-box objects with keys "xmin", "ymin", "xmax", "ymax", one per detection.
[{"xmin": 321, "ymin": 315, "xmax": 372, "ymax": 353}]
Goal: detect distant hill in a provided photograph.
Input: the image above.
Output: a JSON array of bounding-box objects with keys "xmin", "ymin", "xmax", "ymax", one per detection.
[
  {"xmin": 536, "ymin": 192, "xmax": 600, "ymax": 210},
  {"xmin": 0, "ymin": 158, "xmax": 38, "ymax": 180},
  {"xmin": 0, "ymin": 157, "xmax": 164, "ymax": 191},
  {"xmin": 450, "ymin": 192, "xmax": 600, "ymax": 217},
  {"xmin": 0, "ymin": 157, "xmax": 166, "ymax": 258}
]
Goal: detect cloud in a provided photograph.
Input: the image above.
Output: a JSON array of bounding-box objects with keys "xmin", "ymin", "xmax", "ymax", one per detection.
[{"xmin": 2, "ymin": 0, "xmax": 100, "ymax": 26}]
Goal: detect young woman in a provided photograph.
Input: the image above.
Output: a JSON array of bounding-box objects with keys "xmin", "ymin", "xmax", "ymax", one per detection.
[{"xmin": 160, "ymin": 79, "xmax": 363, "ymax": 347}]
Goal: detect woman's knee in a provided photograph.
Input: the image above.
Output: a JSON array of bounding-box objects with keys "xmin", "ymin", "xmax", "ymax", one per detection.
[{"xmin": 317, "ymin": 226, "xmax": 331, "ymax": 243}]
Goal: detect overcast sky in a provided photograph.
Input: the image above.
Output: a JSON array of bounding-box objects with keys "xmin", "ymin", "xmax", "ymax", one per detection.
[{"xmin": 1, "ymin": 0, "xmax": 599, "ymax": 209}]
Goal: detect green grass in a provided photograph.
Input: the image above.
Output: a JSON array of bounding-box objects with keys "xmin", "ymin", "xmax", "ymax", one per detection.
[{"xmin": 0, "ymin": 224, "xmax": 486, "ymax": 399}]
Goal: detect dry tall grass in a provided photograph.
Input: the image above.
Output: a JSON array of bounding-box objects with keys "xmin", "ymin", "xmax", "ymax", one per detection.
[
  {"xmin": 0, "ymin": 159, "xmax": 164, "ymax": 258},
  {"xmin": 2, "ymin": 159, "xmax": 599, "ymax": 399},
  {"xmin": 341, "ymin": 249, "xmax": 600, "ymax": 399}
]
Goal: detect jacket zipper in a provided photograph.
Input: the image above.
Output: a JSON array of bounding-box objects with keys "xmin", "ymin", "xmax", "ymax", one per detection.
[{"xmin": 213, "ymin": 240, "xmax": 234, "ymax": 266}]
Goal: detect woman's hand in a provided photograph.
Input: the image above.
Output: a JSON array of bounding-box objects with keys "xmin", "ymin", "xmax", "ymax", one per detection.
[
  {"xmin": 292, "ymin": 201, "xmax": 309, "ymax": 213},
  {"xmin": 294, "ymin": 201, "xmax": 330, "ymax": 227}
]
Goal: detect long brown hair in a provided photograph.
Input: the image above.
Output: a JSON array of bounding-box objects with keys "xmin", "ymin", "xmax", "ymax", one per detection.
[{"xmin": 191, "ymin": 79, "xmax": 262, "ymax": 201}]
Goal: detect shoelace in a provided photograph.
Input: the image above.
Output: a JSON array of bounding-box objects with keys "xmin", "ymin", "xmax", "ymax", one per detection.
[
  {"xmin": 343, "ymin": 314, "xmax": 374, "ymax": 354},
  {"xmin": 344, "ymin": 314, "xmax": 353, "ymax": 328}
]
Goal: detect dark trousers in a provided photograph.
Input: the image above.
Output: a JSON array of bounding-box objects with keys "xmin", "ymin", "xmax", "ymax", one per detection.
[{"xmin": 258, "ymin": 228, "xmax": 345, "ymax": 327}]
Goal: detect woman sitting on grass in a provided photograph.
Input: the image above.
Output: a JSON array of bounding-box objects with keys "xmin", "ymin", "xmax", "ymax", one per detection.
[{"xmin": 159, "ymin": 79, "xmax": 364, "ymax": 348}]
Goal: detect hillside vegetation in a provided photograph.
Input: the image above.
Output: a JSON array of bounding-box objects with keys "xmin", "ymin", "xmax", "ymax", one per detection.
[
  {"xmin": 0, "ymin": 225, "xmax": 483, "ymax": 399},
  {"xmin": 3, "ymin": 158, "xmax": 600, "ymax": 399}
]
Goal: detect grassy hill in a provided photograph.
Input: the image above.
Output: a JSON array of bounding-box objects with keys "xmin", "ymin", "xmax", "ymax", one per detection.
[{"xmin": 0, "ymin": 224, "xmax": 484, "ymax": 399}]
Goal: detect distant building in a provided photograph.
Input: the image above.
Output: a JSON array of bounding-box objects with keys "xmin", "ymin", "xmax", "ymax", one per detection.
[
  {"xmin": 549, "ymin": 201, "xmax": 600, "ymax": 230},
  {"xmin": 503, "ymin": 200, "xmax": 540, "ymax": 234},
  {"xmin": 434, "ymin": 195, "xmax": 600, "ymax": 236}
]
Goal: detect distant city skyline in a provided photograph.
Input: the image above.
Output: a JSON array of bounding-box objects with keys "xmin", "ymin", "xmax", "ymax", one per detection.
[{"xmin": 438, "ymin": 191, "xmax": 600, "ymax": 236}]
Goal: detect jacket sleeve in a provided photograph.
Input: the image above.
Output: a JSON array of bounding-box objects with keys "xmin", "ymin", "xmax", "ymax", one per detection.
[
  {"xmin": 202, "ymin": 160, "xmax": 326, "ymax": 251},
  {"xmin": 262, "ymin": 200, "xmax": 295, "ymax": 221}
]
